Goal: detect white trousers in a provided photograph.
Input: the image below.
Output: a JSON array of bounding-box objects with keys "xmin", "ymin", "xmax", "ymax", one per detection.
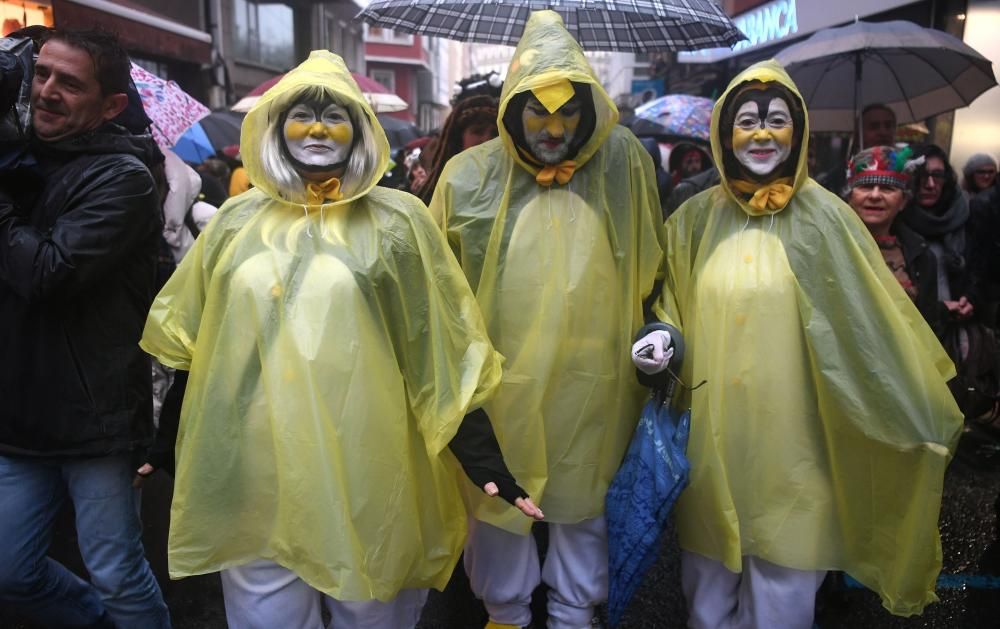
[
  {"xmin": 220, "ymin": 559, "xmax": 428, "ymax": 629},
  {"xmin": 681, "ymin": 551, "xmax": 826, "ymax": 629},
  {"xmin": 464, "ymin": 516, "xmax": 608, "ymax": 629}
]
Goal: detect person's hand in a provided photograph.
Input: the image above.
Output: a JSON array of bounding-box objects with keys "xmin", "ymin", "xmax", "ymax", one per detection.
[
  {"xmin": 944, "ymin": 296, "xmax": 974, "ymax": 320},
  {"xmin": 132, "ymin": 463, "xmax": 155, "ymax": 488},
  {"xmin": 484, "ymin": 482, "xmax": 545, "ymax": 520},
  {"xmin": 631, "ymin": 330, "xmax": 674, "ymax": 375}
]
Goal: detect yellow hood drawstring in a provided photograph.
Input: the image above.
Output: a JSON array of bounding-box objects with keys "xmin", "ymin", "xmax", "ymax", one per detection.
[{"xmin": 301, "ymin": 204, "xmax": 312, "ymax": 238}]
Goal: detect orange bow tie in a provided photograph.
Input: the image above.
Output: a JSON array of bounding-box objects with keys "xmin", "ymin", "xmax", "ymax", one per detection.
[
  {"xmin": 535, "ymin": 160, "xmax": 577, "ymax": 187},
  {"xmin": 306, "ymin": 177, "xmax": 343, "ymax": 205},
  {"xmin": 730, "ymin": 178, "xmax": 794, "ymax": 214}
]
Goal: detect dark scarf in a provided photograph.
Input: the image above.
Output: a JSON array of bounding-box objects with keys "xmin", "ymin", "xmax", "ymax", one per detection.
[{"xmin": 900, "ymin": 189, "xmax": 969, "ymax": 270}]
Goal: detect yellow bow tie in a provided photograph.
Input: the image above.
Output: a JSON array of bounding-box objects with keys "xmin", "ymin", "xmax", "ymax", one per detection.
[
  {"xmin": 535, "ymin": 160, "xmax": 577, "ymax": 187},
  {"xmin": 305, "ymin": 177, "xmax": 343, "ymax": 206},
  {"xmin": 730, "ymin": 178, "xmax": 794, "ymax": 214}
]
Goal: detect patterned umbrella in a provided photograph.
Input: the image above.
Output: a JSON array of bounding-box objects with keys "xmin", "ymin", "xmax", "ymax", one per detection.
[
  {"xmin": 629, "ymin": 93, "xmax": 713, "ymax": 141},
  {"xmin": 357, "ymin": 0, "xmax": 745, "ymax": 52},
  {"xmin": 129, "ymin": 63, "xmax": 209, "ymax": 148}
]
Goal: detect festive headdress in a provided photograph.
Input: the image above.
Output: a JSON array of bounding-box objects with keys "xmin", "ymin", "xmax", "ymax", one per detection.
[{"xmin": 847, "ymin": 145, "xmax": 921, "ymax": 189}]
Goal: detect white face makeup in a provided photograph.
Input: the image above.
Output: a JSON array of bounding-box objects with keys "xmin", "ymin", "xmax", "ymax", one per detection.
[
  {"xmin": 282, "ymin": 102, "xmax": 354, "ymax": 169},
  {"xmin": 731, "ymin": 97, "xmax": 794, "ymax": 178},
  {"xmin": 521, "ymin": 94, "xmax": 581, "ymax": 165}
]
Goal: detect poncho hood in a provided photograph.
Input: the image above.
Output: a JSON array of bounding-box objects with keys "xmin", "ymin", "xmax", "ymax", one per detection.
[
  {"xmin": 711, "ymin": 60, "xmax": 810, "ymax": 216},
  {"xmin": 498, "ymin": 10, "xmax": 618, "ymax": 175},
  {"xmin": 240, "ymin": 50, "xmax": 390, "ymax": 206}
]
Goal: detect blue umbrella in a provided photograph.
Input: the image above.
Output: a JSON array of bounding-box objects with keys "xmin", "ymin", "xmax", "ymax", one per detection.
[
  {"xmin": 606, "ymin": 348, "xmax": 692, "ymax": 627},
  {"xmin": 171, "ymin": 122, "xmax": 215, "ymax": 164},
  {"xmin": 172, "ymin": 111, "xmax": 245, "ymax": 164}
]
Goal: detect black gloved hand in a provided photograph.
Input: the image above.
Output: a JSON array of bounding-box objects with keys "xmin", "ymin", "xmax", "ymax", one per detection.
[{"xmin": 449, "ymin": 408, "xmax": 529, "ymax": 507}]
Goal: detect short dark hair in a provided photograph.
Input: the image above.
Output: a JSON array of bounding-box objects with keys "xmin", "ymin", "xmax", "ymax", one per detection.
[
  {"xmin": 862, "ymin": 103, "xmax": 896, "ymax": 124},
  {"xmin": 41, "ymin": 29, "xmax": 130, "ymax": 96},
  {"xmin": 911, "ymin": 143, "xmax": 958, "ymax": 204}
]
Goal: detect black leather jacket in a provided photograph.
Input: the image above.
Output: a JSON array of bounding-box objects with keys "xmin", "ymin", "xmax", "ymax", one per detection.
[{"xmin": 0, "ymin": 125, "xmax": 161, "ymax": 457}]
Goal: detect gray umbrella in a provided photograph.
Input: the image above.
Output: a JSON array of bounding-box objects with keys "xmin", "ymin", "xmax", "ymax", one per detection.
[
  {"xmin": 774, "ymin": 20, "xmax": 997, "ymax": 142},
  {"xmin": 356, "ymin": 0, "xmax": 745, "ymax": 52}
]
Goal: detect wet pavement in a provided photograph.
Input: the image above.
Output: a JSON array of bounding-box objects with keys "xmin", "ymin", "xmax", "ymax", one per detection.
[{"xmin": 3, "ymin": 424, "xmax": 998, "ymax": 628}]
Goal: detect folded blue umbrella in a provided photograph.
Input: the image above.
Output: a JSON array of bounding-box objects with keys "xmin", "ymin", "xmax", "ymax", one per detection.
[{"xmin": 606, "ymin": 380, "xmax": 691, "ymax": 626}]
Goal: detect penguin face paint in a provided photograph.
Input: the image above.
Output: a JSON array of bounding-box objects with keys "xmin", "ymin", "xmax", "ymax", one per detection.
[
  {"xmin": 283, "ymin": 101, "xmax": 354, "ymax": 168},
  {"xmin": 732, "ymin": 97, "xmax": 793, "ymax": 177},
  {"xmin": 521, "ymin": 94, "xmax": 581, "ymax": 165}
]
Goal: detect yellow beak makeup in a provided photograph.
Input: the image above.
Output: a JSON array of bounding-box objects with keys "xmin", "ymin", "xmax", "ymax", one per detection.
[
  {"xmin": 521, "ymin": 87, "xmax": 582, "ymax": 166},
  {"xmin": 731, "ymin": 96, "xmax": 794, "ymax": 178},
  {"xmin": 283, "ymin": 101, "xmax": 354, "ymax": 169}
]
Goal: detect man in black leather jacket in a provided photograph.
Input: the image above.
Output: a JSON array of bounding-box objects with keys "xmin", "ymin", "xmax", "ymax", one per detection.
[{"xmin": 0, "ymin": 29, "xmax": 170, "ymax": 628}]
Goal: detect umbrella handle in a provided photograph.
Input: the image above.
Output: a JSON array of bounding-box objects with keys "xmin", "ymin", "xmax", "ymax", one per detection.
[{"xmin": 854, "ymin": 51, "xmax": 863, "ymax": 150}]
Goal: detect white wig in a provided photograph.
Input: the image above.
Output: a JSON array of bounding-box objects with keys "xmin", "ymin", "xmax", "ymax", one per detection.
[{"xmin": 258, "ymin": 85, "xmax": 381, "ymax": 203}]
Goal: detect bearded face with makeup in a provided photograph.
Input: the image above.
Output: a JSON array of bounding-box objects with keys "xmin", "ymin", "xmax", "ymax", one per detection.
[
  {"xmin": 636, "ymin": 60, "xmax": 962, "ymax": 626},
  {"xmin": 139, "ymin": 51, "xmax": 541, "ymax": 629}
]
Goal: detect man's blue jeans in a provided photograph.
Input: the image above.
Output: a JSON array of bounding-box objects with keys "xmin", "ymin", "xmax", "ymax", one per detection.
[{"xmin": 0, "ymin": 453, "xmax": 171, "ymax": 628}]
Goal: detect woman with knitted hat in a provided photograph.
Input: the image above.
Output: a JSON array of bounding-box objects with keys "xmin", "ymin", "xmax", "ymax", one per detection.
[
  {"xmin": 962, "ymin": 152, "xmax": 998, "ymax": 197},
  {"xmin": 845, "ymin": 145, "xmax": 943, "ymax": 329}
]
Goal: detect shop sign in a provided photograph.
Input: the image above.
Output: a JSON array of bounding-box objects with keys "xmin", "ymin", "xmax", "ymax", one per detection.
[
  {"xmin": 679, "ymin": 0, "xmax": 798, "ymax": 63},
  {"xmin": 678, "ymin": 0, "xmax": 916, "ymax": 64}
]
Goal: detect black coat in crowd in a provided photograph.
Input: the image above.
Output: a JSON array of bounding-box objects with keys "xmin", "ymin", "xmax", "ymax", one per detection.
[{"xmin": 0, "ymin": 124, "xmax": 162, "ymax": 457}]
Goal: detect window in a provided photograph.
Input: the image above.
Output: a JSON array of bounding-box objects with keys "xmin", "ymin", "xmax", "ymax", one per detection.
[
  {"xmin": 233, "ymin": 0, "xmax": 295, "ymax": 69},
  {"xmin": 365, "ymin": 25, "xmax": 413, "ymax": 46},
  {"xmin": 369, "ymin": 69, "xmax": 395, "ymax": 93},
  {"xmin": 1, "ymin": 0, "xmax": 53, "ymax": 36},
  {"xmin": 131, "ymin": 57, "xmax": 169, "ymax": 80}
]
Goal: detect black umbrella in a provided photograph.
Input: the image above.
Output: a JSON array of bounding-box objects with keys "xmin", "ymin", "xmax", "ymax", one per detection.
[
  {"xmin": 376, "ymin": 114, "xmax": 422, "ymax": 149},
  {"xmin": 774, "ymin": 20, "xmax": 998, "ymax": 142},
  {"xmin": 197, "ymin": 111, "xmax": 244, "ymax": 153},
  {"xmin": 173, "ymin": 111, "xmax": 244, "ymax": 163}
]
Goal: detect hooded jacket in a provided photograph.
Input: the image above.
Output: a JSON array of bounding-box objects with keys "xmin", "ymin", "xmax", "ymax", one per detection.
[
  {"xmin": 161, "ymin": 148, "xmax": 203, "ymax": 263},
  {"xmin": 0, "ymin": 124, "xmax": 161, "ymax": 457},
  {"xmin": 655, "ymin": 60, "xmax": 962, "ymax": 616},
  {"xmin": 140, "ymin": 51, "xmax": 502, "ymax": 600},
  {"xmin": 430, "ymin": 11, "xmax": 665, "ymax": 535}
]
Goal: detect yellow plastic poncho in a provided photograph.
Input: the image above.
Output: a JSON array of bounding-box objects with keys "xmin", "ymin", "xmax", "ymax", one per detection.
[
  {"xmin": 429, "ymin": 10, "xmax": 665, "ymax": 535},
  {"xmin": 140, "ymin": 51, "xmax": 503, "ymax": 601},
  {"xmin": 656, "ymin": 60, "xmax": 963, "ymax": 616}
]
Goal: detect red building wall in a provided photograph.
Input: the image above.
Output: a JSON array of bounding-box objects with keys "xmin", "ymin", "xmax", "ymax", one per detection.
[{"xmin": 365, "ymin": 34, "xmax": 428, "ymax": 123}]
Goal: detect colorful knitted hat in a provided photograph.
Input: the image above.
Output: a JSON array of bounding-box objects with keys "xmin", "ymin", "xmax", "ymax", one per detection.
[{"xmin": 847, "ymin": 145, "xmax": 921, "ymax": 189}]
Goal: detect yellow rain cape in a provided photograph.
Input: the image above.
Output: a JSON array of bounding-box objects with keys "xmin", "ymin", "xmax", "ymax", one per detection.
[
  {"xmin": 429, "ymin": 10, "xmax": 666, "ymax": 535},
  {"xmin": 140, "ymin": 51, "xmax": 502, "ymax": 600},
  {"xmin": 655, "ymin": 60, "xmax": 962, "ymax": 615}
]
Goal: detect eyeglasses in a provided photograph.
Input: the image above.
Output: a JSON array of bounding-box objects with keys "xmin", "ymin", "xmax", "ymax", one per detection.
[
  {"xmin": 921, "ymin": 171, "xmax": 947, "ymax": 182},
  {"xmin": 975, "ymin": 169, "xmax": 997, "ymax": 176}
]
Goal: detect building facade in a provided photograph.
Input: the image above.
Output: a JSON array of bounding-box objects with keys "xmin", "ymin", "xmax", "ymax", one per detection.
[{"xmin": 2, "ymin": 1, "xmax": 368, "ymax": 109}]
